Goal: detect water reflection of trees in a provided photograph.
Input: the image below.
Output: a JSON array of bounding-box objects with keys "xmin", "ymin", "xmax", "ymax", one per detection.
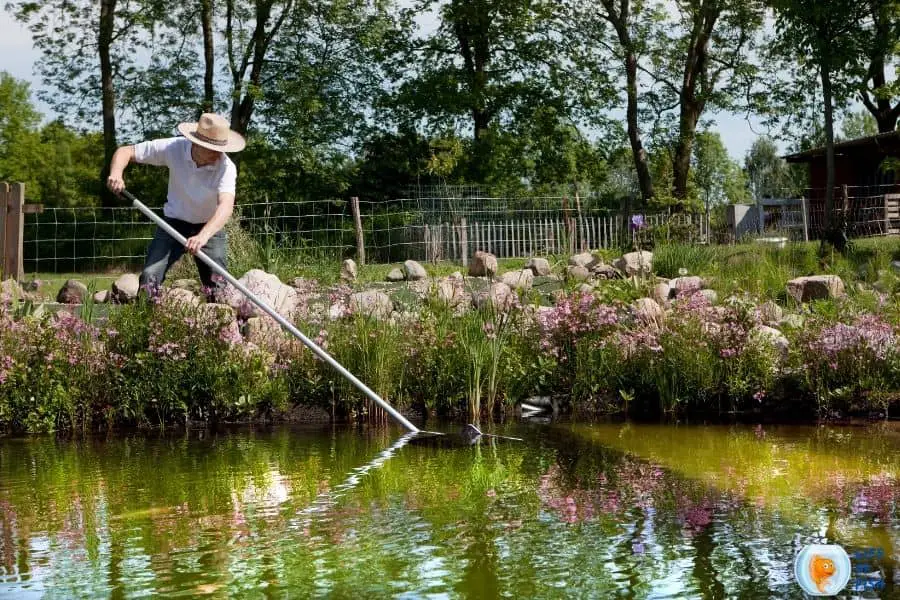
[{"xmin": 0, "ymin": 426, "xmax": 897, "ymax": 597}]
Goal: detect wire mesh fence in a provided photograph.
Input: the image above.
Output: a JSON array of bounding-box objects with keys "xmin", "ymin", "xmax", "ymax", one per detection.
[{"xmin": 20, "ymin": 184, "xmax": 900, "ymax": 274}]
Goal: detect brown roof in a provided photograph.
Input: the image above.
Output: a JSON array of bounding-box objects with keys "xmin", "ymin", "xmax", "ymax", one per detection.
[{"xmin": 783, "ymin": 130, "xmax": 900, "ymax": 163}]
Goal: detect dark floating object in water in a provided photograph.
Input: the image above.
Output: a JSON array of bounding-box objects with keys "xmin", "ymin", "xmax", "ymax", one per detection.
[{"xmin": 408, "ymin": 424, "xmax": 523, "ymax": 448}]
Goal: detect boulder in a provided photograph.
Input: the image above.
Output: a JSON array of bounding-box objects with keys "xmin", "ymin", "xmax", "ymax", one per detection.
[
  {"xmin": 632, "ymin": 297, "xmax": 665, "ymax": 326},
  {"xmin": 386, "ymin": 268, "xmax": 405, "ymax": 282},
  {"xmin": 576, "ymin": 283, "xmax": 595, "ymax": 294},
  {"xmin": 591, "ymin": 263, "xmax": 619, "ymax": 279},
  {"xmin": 473, "ymin": 282, "xmax": 515, "ymax": 310},
  {"xmin": 757, "ymin": 301, "xmax": 783, "ymax": 325},
  {"xmin": 779, "ymin": 313, "xmax": 805, "ymax": 330},
  {"xmin": 469, "ymin": 251, "xmax": 498, "ymax": 277},
  {"xmin": 112, "ymin": 273, "xmax": 140, "ymax": 303},
  {"xmin": 751, "ymin": 325, "xmax": 790, "ymax": 359},
  {"xmin": 669, "ymin": 276, "xmax": 704, "ymax": 296},
  {"xmin": 341, "ymin": 259, "xmax": 358, "ymax": 282},
  {"xmin": 566, "ymin": 265, "xmax": 591, "ymax": 282},
  {"xmin": 328, "ymin": 303, "xmax": 348, "ymax": 321},
  {"xmin": 500, "ymin": 269, "xmax": 534, "ymax": 290},
  {"xmin": 172, "ymin": 279, "xmax": 202, "ymax": 293},
  {"xmin": 699, "ymin": 289, "xmax": 718, "ymax": 305},
  {"xmin": 525, "ymin": 257, "xmax": 551, "ymax": 276},
  {"xmin": 436, "ymin": 279, "xmax": 468, "ymax": 307},
  {"xmin": 652, "ymin": 282, "xmax": 671, "ymax": 305},
  {"xmin": 403, "ymin": 260, "xmax": 428, "ymax": 281},
  {"xmin": 93, "ymin": 290, "xmax": 110, "ymax": 304},
  {"xmin": 291, "ymin": 277, "xmax": 320, "ymax": 296},
  {"xmin": 164, "ymin": 288, "xmax": 200, "ymax": 308},
  {"xmin": 219, "ymin": 269, "xmax": 298, "ymax": 319},
  {"xmin": 197, "ymin": 303, "xmax": 239, "ymax": 343},
  {"xmin": 613, "ymin": 251, "xmax": 653, "ymax": 276},
  {"xmin": 244, "ymin": 316, "xmax": 281, "ymax": 347},
  {"xmin": 349, "ymin": 290, "xmax": 394, "ymax": 320},
  {"xmin": 198, "ymin": 302, "xmax": 236, "ymax": 323},
  {"xmin": 57, "ymin": 279, "xmax": 88, "ymax": 304},
  {"xmin": 786, "ymin": 275, "xmax": 845, "ymax": 303},
  {"xmin": 568, "ymin": 252, "xmax": 598, "ymax": 269},
  {"xmin": 24, "ymin": 279, "xmax": 45, "ymax": 292}
]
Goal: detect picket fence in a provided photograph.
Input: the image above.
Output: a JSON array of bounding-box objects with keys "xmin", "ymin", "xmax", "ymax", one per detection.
[{"xmin": 418, "ymin": 213, "xmax": 707, "ymax": 264}]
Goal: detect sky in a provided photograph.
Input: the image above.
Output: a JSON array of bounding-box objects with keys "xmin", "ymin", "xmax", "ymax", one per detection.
[{"xmin": 1, "ymin": 6, "xmax": 781, "ymax": 164}]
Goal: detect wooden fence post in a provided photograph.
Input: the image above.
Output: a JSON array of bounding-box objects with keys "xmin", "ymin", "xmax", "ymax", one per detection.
[
  {"xmin": 0, "ymin": 183, "xmax": 7, "ymax": 280},
  {"xmin": 4, "ymin": 183, "xmax": 26, "ymax": 281},
  {"xmin": 573, "ymin": 189, "xmax": 586, "ymax": 251},
  {"xmin": 351, "ymin": 196, "xmax": 365, "ymax": 266},
  {"xmin": 801, "ymin": 197, "xmax": 810, "ymax": 241},
  {"xmin": 561, "ymin": 195, "xmax": 574, "ymax": 254},
  {"xmin": 757, "ymin": 196, "xmax": 764, "ymax": 235},
  {"xmin": 841, "ymin": 185, "xmax": 850, "ymax": 226},
  {"xmin": 459, "ymin": 217, "xmax": 468, "ymax": 267}
]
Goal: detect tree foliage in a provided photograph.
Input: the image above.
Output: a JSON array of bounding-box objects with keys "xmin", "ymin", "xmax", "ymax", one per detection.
[
  {"xmin": 6, "ymin": 0, "xmax": 897, "ymax": 220},
  {"xmin": 768, "ymin": 0, "xmax": 870, "ymax": 229}
]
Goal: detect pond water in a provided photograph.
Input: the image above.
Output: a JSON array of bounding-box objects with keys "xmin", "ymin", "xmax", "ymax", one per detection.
[{"xmin": 1, "ymin": 422, "xmax": 898, "ymax": 598}]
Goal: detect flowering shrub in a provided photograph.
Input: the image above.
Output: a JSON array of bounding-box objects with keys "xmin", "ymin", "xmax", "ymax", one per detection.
[
  {"xmin": 5, "ymin": 265, "xmax": 900, "ymax": 432},
  {"xmin": 104, "ymin": 296, "xmax": 286, "ymax": 427},
  {"xmin": 0, "ymin": 304, "xmax": 114, "ymax": 432},
  {"xmin": 795, "ymin": 313, "xmax": 900, "ymax": 415},
  {"xmin": 566, "ymin": 290, "xmax": 779, "ymax": 416}
]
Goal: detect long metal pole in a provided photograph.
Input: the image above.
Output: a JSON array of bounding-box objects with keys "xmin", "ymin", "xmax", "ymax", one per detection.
[{"xmin": 123, "ymin": 190, "xmax": 419, "ymax": 433}]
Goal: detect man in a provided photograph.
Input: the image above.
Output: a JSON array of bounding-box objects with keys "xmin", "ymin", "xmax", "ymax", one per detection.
[{"xmin": 105, "ymin": 113, "xmax": 245, "ymax": 298}]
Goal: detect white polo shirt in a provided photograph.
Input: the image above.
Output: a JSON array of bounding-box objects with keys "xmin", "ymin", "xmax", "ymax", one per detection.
[{"xmin": 133, "ymin": 137, "xmax": 237, "ymax": 224}]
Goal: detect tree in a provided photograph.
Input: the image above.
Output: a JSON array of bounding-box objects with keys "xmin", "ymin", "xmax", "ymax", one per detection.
[
  {"xmin": 225, "ymin": 0, "xmax": 294, "ymax": 136},
  {"xmin": 0, "ymin": 72, "xmax": 44, "ymax": 196},
  {"xmin": 567, "ymin": 0, "xmax": 659, "ymax": 202},
  {"xmin": 744, "ymin": 137, "xmax": 800, "ymax": 199},
  {"xmin": 260, "ymin": 0, "xmax": 398, "ymax": 154},
  {"xmin": 36, "ymin": 121, "xmax": 106, "ymax": 207},
  {"xmin": 769, "ymin": 0, "xmax": 869, "ymax": 232},
  {"xmin": 649, "ymin": 0, "xmax": 765, "ymax": 205},
  {"xmin": 200, "ymin": 0, "xmax": 215, "ymax": 113},
  {"xmin": 859, "ymin": 0, "xmax": 900, "ymax": 132},
  {"xmin": 841, "ymin": 109, "xmax": 879, "ymax": 140},
  {"xmin": 692, "ymin": 131, "xmax": 731, "ymax": 217},
  {"xmin": 7, "ymin": 0, "xmax": 172, "ymax": 204},
  {"xmin": 385, "ymin": 0, "xmax": 570, "ymax": 181}
]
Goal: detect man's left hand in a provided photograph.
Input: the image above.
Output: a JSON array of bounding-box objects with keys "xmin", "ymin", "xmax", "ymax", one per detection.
[{"xmin": 185, "ymin": 233, "xmax": 210, "ymax": 255}]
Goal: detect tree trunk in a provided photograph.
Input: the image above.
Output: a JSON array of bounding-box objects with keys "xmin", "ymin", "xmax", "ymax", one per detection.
[
  {"xmin": 454, "ymin": 10, "xmax": 492, "ymax": 181},
  {"xmin": 625, "ymin": 53, "xmax": 654, "ymax": 201},
  {"xmin": 200, "ymin": 0, "xmax": 215, "ymax": 114},
  {"xmin": 822, "ymin": 64, "xmax": 836, "ymax": 232},
  {"xmin": 473, "ymin": 107, "xmax": 490, "ymax": 142},
  {"xmin": 861, "ymin": 62, "xmax": 900, "ymax": 133},
  {"xmin": 99, "ymin": 0, "xmax": 119, "ymax": 207},
  {"xmin": 227, "ymin": 0, "xmax": 291, "ymax": 138},
  {"xmin": 860, "ymin": 1, "xmax": 900, "ymax": 134},
  {"xmin": 672, "ymin": 102, "xmax": 701, "ymax": 204},
  {"xmin": 229, "ymin": 1, "xmax": 273, "ymax": 136}
]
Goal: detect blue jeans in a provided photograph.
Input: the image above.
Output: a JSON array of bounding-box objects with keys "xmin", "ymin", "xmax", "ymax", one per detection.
[{"xmin": 139, "ymin": 217, "xmax": 227, "ymax": 298}]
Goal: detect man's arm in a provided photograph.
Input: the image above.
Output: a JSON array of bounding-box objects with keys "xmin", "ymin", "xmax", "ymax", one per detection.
[
  {"xmin": 106, "ymin": 145, "xmax": 135, "ymax": 194},
  {"xmin": 186, "ymin": 192, "xmax": 235, "ymax": 255}
]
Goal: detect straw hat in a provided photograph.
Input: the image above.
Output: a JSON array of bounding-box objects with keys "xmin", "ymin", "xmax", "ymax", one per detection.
[{"xmin": 177, "ymin": 113, "xmax": 246, "ymax": 153}]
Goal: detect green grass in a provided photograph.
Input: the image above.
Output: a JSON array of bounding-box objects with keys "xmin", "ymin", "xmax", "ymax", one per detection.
[{"xmin": 21, "ymin": 236, "xmax": 900, "ymax": 305}]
